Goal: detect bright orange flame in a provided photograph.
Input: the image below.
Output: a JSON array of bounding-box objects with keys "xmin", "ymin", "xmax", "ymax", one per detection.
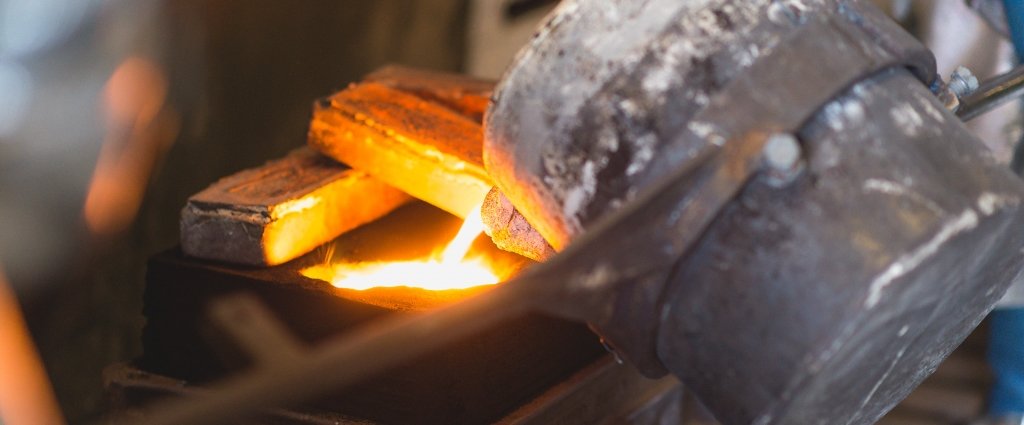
[
  {"xmin": 301, "ymin": 206, "xmax": 503, "ymax": 291},
  {"xmin": 440, "ymin": 207, "xmax": 484, "ymax": 263}
]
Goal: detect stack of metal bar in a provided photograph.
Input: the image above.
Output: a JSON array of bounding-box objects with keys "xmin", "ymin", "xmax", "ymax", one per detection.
[{"xmin": 181, "ymin": 65, "xmax": 553, "ymax": 267}]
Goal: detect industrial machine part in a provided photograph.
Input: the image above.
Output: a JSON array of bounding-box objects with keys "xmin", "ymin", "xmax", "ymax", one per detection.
[
  {"xmin": 958, "ymin": 63, "xmax": 1024, "ymax": 120},
  {"xmin": 127, "ymin": 2, "xmax": 1024, "ymax": 424},
  {"xmin": 485, "ymin": 0, "xmax": 1024, "ymax": 423}
]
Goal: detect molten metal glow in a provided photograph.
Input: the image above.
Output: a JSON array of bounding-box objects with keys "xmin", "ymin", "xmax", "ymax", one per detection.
[
  {"xmin": 440, "ymin": 207, "xmax": 484, "ymax": 263},
  {"xmin": 302, "ymin": 206, "xmax": 502, "ymax": 291}
]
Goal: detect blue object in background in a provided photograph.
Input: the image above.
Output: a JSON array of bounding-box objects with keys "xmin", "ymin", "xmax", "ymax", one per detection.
[
  {"xmin": 991, "ymin": 0, "xmax": 1024, "ymax": 417},
  {"xmin": 1006, "ymin": 0, "xmax": 1024, "ymax": 59},
  {"xmin": 989, "ymin": 308, "xmax": 1024, "ymax": 415}
]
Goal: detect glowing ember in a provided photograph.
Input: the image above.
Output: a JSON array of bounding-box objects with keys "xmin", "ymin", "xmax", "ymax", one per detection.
[{"xmin": 301, "ymin": 206, "xmax": 503, "ymax": 291}]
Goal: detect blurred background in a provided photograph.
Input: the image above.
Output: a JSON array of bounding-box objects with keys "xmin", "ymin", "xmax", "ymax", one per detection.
[{"xmin": 0, "ymin": 0, "xmax": 1018, "ymax": 423}]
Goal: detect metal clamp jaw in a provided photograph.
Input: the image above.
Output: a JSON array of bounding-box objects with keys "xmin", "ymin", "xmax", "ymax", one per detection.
[{"xmin": 553, "ymin": 4, "xmax": 939, "ymax": 377}]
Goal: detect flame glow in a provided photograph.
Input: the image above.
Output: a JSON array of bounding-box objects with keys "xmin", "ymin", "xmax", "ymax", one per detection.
[{"xmin": 302, "ymin": 206, "xmax": 503, "ymax": 291}]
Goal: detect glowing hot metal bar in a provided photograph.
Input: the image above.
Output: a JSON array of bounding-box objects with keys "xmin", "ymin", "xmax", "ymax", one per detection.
[
  {"xmin": 309, "ymin": 82, "xmax": 492, "ymax": 219},
  {"xmin": 181, "ymin": 147, "xmax": 410, "ymax": 266}
]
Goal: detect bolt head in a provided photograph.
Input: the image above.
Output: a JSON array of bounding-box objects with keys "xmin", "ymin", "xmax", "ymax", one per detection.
[
  {"xmin": 764, "ymin": 133, "xmax": 801, "ymax": 171},
  {"xmin": 762, "ymin": 133, "xmax": 803, "ymax": 187},
  {"xmin": 949, "ymin": 66, "xmax": 980, "ymax": 97}
]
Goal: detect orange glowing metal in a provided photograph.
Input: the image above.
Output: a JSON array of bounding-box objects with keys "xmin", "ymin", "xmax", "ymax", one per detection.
[
  {"xmin": 440, "ymin": 206, "xmax": 484, "ymax": 263},
  {"xmin": 302, "ymin": 206, "xmax": 503, "ymax": 291}
]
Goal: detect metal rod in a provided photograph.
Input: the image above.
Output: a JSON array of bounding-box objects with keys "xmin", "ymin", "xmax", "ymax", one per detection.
[
  {"xmin": 130, "ymin": 278, "xmax": 543, "ymax": 425},
  {"xmin": 957, "ymin": 64, "xmax": 1024, "ymax": 121},
  {"xmin": 207, "ymin": 294, "xmax": 306, "ymax": 365},
  {"xmin": 106, "ymin": 365, "xmax": 352, "ymax": 425}
]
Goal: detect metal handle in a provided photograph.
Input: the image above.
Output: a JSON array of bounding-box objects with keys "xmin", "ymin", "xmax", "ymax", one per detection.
[{"xmin": 957, "ymin": 64, "xmax": 1024, "ymax": 121}]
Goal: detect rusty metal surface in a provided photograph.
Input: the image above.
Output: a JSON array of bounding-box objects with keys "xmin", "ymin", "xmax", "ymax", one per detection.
[{"xmin": 481, "ymin": 187, "xmax": 556, "ymax": 261}]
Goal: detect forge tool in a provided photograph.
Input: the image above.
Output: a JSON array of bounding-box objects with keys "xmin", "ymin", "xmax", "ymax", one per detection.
[{"xmin": 129, "ymin": 1, "xmax": 1024, "ymax": 424}]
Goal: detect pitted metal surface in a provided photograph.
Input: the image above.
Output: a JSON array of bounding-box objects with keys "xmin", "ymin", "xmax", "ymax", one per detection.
[
  {"xmin": 486, "ymin": 0, "xmax": 824, "ymax": 249},
  {"xmin": 485, "ymin": 0, "xmax": 933, "ymax": 251},
  {"xmin": 658, "ymin": 69, "xmax": 1024, "ymax": 424}
]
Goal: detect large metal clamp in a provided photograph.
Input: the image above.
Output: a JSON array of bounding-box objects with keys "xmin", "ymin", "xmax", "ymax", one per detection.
[{"xmin": 561, "ymin": 6, "xmax": 938, "ymax": 378}]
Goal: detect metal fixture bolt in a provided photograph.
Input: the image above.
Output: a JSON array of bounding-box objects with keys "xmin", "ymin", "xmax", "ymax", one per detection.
[
  {"xmin": 940, "ymin": 66, "xmax": 980, "ymax": 112},
  {"xmin": 763, "ymin": 133, "xmax": 804, "ymax": 187},
  {"xmin": 948, "ymin": 66, "xmax": 980, "ymax": 99}
]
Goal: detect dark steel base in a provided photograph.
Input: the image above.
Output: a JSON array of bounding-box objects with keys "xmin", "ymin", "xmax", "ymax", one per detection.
[{"xmin": 139, "ymin": 203, "xmax": 606, "ymax": 424}]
